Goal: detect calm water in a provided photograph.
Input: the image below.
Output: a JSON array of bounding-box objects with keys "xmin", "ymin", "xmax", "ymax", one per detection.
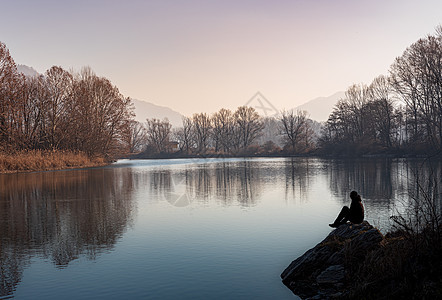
[{"xmin": 0, "ymin": 157, "xmax": 435, "ymax": 299}]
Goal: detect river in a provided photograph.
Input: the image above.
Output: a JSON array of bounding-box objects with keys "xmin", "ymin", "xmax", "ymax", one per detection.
[{"xmin": 0, "ymin": 157, "xmax": 438, "ymax": 299}]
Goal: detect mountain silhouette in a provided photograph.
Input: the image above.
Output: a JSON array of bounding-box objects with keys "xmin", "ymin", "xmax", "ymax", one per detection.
[
  {"xmin": 131, "ymin": 98, "xmax": 183, "ymax": 127},
  {"xmin": 294, "ymin": 91, "xmax": 345, "ymax": 122},
  {"xmin": 17, "ymin": 64, "xmax": 39, "ymax": 77}
]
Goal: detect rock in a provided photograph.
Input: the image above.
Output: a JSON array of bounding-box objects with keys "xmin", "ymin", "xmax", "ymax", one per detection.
[
  {"xmin": 281, "ymin": 221, "xmax": 384, "ymax": 299},
  {"xmin": 316, "ymin": 265, "xmax": 345, "ymax": 284}
]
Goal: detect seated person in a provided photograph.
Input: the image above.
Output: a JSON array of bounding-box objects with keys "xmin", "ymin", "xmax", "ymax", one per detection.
[{"xmin": 329, "ymin": 191, "xmax": 364, "ymax": 228}]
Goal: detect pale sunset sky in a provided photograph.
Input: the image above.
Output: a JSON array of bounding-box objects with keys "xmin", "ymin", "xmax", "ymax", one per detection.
[{"xmin": 1, "ymin": 0, "xmax": 441, "ymax": 115}]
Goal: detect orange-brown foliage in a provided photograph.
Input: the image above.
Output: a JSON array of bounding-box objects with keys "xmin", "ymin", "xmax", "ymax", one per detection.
[{"xmin": 0, "ymin": 150, "xmax": 107, "ymax": 173}]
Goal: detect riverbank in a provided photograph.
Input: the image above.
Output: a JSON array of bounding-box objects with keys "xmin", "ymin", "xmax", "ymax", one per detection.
[
  {"xmin": 281, "ymin": 222, "xmax": 442, "ymax": 299},
  {"xmin": 2, "ymin": 150, "xmax": 434, "ymax": 174},
  {"xmin": 0, "ymin": 150, "xmax": 108, "ymax": 173}
]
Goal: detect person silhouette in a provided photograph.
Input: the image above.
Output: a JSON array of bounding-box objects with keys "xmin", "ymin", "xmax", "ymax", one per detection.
[{"xmin": 329, "ymin": 191, "xmax": 364, "ymax": 228}]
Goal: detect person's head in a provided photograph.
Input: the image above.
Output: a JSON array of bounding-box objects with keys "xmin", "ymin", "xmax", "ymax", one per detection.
[{"xmin": 350, "ymin": 191, "xmax": 358, "ymax": 200}]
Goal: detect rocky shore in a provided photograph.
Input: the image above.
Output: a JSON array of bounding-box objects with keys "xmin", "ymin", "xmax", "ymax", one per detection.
[{"xmin": 281, "ymin": 221, "xmax": 384, "ymax": 299}]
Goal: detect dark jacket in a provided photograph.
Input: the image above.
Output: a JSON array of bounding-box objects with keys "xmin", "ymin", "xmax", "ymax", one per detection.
[{"xmin": 349, "ymin": 199, "xmax": 364, "ymax": 223}]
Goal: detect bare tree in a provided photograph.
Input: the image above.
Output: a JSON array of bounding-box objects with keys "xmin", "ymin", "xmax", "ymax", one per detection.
[
  {"xmin": 180, "ymin": 116, "xmax": 194, "ymax": 153},
  {"xmin": 16, "ymin": 75, "xmax": 38, "ymax": 148},
  {"xmin": 321, "ymin": 83, "xmax": 371, "ymax": 150},
  {"xmin": 123, "ymin": 120, "xmax": 147, "ymax": 153},
  {"xmin": 280, "ymin": 109, "xmax": 310, "ymax": 153},
  {"xmin": 390, "ymin": 30, "xmax": 442, "ymax": 151},
  {"xmin": 145, "ymin": 118, "xmax": 172, "ymax": 153},
  {"xmin": 366, "ymin": 75, "xmax": 398, "ymax": 148},
  {"xmin": 233, "ymin": 106, "xmax": 264, "ymax": 150},
  {"xmin": 345, "ymin": 83, "xmax": 370, "ymax": 142},
  {"xmin": 192, "ymin": 113, "xmax": 211, "ymax": 153},
  {"xmin": 211, "ymin": 108, "xmax": 235, "ymax": 153},
  {"xmin": 70, "ymin": 67, "xmax": 134, "ymax": 156},
  {"xmin": 0, "ymin": 43, "xmax": 135, "ymax": 158},
  {"xmin": 0, "ymin": 41, "xmax": 20, "ymax": 150},
  {"xmin": 44, "ymin": 66, "xmax": 74, "ymax": 150},
  {"xmin": 21, "ymin": 75, "xmax": 49, "ymax": 149}
]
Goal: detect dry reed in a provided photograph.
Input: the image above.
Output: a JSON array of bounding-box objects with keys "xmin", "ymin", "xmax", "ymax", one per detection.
[{"xmin": 0, "ymin": 150, "xmax": 107, "ymax": 173}]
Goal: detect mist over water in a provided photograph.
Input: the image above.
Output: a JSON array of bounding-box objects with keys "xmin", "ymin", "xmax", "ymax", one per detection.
[{"xmin": 0, "ymin": 158, "xmax": 437, "ymax": 299}]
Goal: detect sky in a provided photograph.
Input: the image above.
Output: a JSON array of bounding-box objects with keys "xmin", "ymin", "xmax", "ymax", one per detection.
[{"xmin": 1, "ymin": 0, "xmax": 441, "ymax": 116}]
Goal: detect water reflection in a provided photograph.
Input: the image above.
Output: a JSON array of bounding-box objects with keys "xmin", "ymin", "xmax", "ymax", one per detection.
[
  {"xmin": 146, "ymin": 159, "xmax": 323, "ymax": 207},
  {"xmin": 325, "ymin": 158, "xmax": 442, "ymax": 200},
  {"xmin": 1, "ymin": 158, "xmax": 440, "ymax": 299},
  {"xmin": 0, "ymin": 169, "xmax": 135, "ymax": 298},
  {"xmin": 284, "ymin": 158, "xmax": 313, "ymax": 202},
  {"xmin": 149, "ymin": 160, "xmax": 265, "ymax": 207},
  {"xmin": 326, "ymin": 158, "xmax": 395, "ymax": 201},
  {"xmin": 325, "ymin": 158, "xmax": 442, "ymax": 229},
  {"xmin": 397, "ymin": 159, "xmax": 442, "ymax": 214}
]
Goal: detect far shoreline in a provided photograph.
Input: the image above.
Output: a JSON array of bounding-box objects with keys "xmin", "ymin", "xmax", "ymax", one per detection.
[
  {"xmin": 2, "ymin": 151, "xmax": 437, "ymax": 175},
  {"xmin": 125, "ymin": 151, "xmax": 436, "ymax": 160}
]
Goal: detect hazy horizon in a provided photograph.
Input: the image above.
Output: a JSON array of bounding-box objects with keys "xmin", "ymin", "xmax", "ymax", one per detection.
[{"xmin": 2, "ymin": 0, "xmax": 441, "ymax": 115}]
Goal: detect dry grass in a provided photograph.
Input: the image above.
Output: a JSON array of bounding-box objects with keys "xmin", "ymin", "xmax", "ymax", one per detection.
[
  {"xmin": 0, "ymin": 150, "xmax": 107, "ymax": 173},
  {"xmin": 343, "ymin": 228, "xmax": 442, "ymax": 300}
]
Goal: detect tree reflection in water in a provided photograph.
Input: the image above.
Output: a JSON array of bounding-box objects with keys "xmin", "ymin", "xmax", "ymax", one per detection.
[
  {"xmin": 146, "ymin": 159, "xmax": 320, "ymax": 208},
  {"xmin": 148, "ymin": 160, "xmax": 263, "ymax": 207},
  {"xmin": 327, "ymin": 158, "xmax": 394, "ymax": 201},
  {"xmin": 284, "ymin": 158, "xmax": 312, "ymax": 203},
  {"xmin": 0, "ymin": 169, "xmax": 136, "ymax": 298},
  {"xmin": 325, "ymin": 158, "xmax": 442, "ymax": 229},
  {"xmin": 1, "ymin": 158, "xmax": 439, "ymax": 298}
]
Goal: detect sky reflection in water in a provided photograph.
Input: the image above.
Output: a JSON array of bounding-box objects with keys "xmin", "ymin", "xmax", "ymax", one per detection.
[{"xmin": 0, "ymin": 158, "xmax": 431, "ymax": 299}]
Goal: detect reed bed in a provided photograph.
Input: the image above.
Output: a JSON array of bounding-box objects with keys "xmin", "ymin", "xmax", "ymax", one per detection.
[{"xmin": 0, "ymin": 150, "xmax": 107, "ymax": 173}]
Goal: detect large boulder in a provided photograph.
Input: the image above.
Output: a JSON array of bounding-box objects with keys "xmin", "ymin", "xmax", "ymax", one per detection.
[{"xmin": 281, "ymin": 221, "xmax": 384, "ymax": 299}]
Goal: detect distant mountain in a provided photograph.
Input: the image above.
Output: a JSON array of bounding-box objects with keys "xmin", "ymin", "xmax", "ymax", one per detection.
[
  {"xmin": 17, "ymin": 64, "xmax": 40, "ymax": 77},
  {"xmin": 294, "ymin": 91, "xmax": 345, "ymax": 122},
  {"xmin": 131, "ymin": 98, "xmax": 183, "ymax": 127}
]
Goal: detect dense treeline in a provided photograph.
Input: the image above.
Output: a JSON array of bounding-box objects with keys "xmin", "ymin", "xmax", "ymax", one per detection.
[
  {"xmin": 134, "ymin": 107, "xmax": 318, "ymax": 158},
  {"xmin": 0, "ymin": 41, "xmax": 133, "ymax": 159},
  {"xmin": 320, "ymin": 26, "xmax": 442, "ymax": 156}
]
